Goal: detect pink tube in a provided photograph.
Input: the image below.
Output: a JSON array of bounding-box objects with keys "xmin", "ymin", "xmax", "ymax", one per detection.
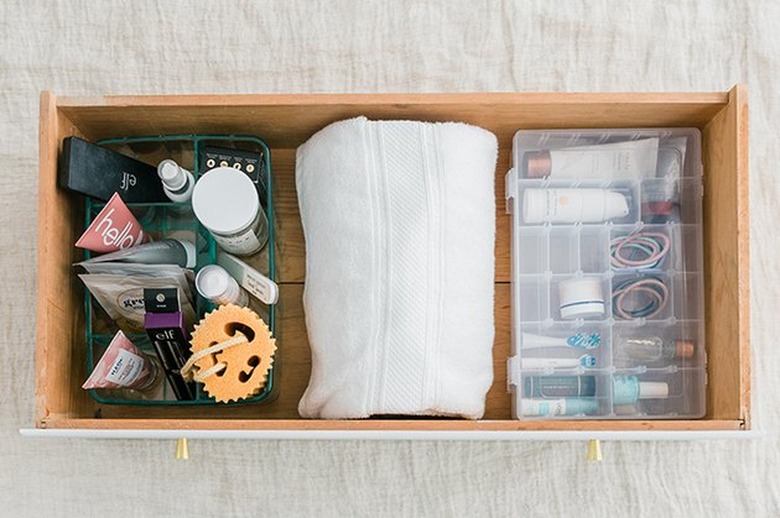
[
  {"xmin": 75, "ymin": 192, "xmax": 149, "ymax": 252},
  {"xmin": 82, "ymin": 330, "xmax": 158, "ymax": 390}
]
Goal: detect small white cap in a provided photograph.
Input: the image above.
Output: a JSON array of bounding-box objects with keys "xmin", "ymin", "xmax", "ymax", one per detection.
[
  {"xmin": 175, "ymin": 239, "xmax": 197, "ymax": 269},
  {"xmin": 196, "ymin": 265, "xmax": 231, "ymax": 300},
  {"xmin": 604, "ymin": 191, "xmax": 630, "ymax": 219},
  {"xmin": 196, "ymin": 264, "xmax": 248, "ymax": 306},
  {"xmin": 639, "ymin": 381, "xmax": 669, "ymax": 399},
  {"xmin": 158, "ymin": 159, "xmax": 188, "ymax": 191}
]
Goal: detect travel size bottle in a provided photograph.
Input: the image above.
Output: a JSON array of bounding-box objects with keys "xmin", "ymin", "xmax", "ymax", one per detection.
[
  {"xmin": 616, "ymin": 337, "xmax": 694, "ymax": 363},
  {"xmin": 196, "ymin": 265, "xmax": 250, "ymax": 307},
  {"xmin": 613, "ymin": 376, "xmax": 669, "ymax": 406},
  {"xmin": 523, "ymin": 376, "xmax": 596, "ymax": 398},
  {"xmin": 157, "ymin": 159, "xmax": 195, "ymax": 203}
]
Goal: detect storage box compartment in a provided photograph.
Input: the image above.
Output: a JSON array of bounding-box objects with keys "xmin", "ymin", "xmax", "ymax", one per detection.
[{"xmin": 34, "ymin": 88, "xmax": 750, "ymax": 433}]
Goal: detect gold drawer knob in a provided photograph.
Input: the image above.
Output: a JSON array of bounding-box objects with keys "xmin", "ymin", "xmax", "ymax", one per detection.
[
  {"xmin": 586, "ymin": 439, "xmax": 603, "ymax": 462},
  {"xmin": 175, "ymin": 438, "xmax": 190, "ymax": 460}
]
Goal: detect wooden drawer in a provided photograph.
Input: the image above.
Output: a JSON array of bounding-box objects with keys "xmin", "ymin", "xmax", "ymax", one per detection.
[{"xmin": 28, "ymin": 87, "xmax": 751, "ymax": 440}]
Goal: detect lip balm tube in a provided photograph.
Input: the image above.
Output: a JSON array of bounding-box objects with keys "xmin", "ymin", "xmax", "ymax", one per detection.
[
  {"xmin": 196, "ymin": 265, "xmax": 250, "ymax": 307},
  {"xmin": 523, "ymin": 188, "xmax": 630, "ymax": 224},
  {"xmin": 192, "ymin": 167, "xmax": 269, "ymax": 256}
]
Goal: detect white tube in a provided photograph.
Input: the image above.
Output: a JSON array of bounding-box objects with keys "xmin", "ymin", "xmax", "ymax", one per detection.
[
  {"xmin": 525, "ymin": 138, "xmax": 659, "ymax": 179},
  {"xmin": 523, "ymin": 188, "xmax": 629, "ymax": 224}
]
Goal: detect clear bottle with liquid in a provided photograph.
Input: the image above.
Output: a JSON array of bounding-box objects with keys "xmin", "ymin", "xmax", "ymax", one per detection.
[{"xmin": 615, "ymin": 336, "xmax": 694, "ymax": 363}]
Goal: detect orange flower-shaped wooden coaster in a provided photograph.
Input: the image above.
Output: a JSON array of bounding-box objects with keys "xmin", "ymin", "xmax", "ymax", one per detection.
[{"xmin": 188, "ymin": 304, "xmax": 276, "ymax": 403}]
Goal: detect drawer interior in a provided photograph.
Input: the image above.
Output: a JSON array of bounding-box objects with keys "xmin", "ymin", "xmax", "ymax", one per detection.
[{"xmin": 35, "ymin": 89, "xmax": 750, "ymax": 431}]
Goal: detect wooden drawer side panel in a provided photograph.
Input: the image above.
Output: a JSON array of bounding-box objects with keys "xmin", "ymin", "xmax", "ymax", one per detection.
[
  {"xmin": 57, "ymin": 92, "xmax": 728, "ymax": 150},
  {"xmin": 701, "ymin": 85, "xmax": 750, "ymax": 426},
  {"xmin": 36, "ymin": 92, "xmax": 94, "ymax": 424}
]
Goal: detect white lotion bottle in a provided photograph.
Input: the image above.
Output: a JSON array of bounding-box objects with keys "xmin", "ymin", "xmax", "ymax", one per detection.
[
  {"xmin": 523, "ymin": 188, "xmax": 629, "ymax": 224},
  {"xmin": 157, "ymin": 159, "xmax": 195, "ymax": 203}
]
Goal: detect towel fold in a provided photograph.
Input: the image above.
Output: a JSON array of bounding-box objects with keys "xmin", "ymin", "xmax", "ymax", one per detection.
[{"xmin": 296, "ymin": 116, "xmax": 497, "ymax": 419}]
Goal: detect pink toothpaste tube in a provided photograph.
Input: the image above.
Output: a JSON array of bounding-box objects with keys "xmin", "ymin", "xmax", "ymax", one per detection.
[
  {"xmin": 75, "ymin": 192, "xmax": 149, "ymax": 252},
  {"xmin": 82, "ymin": 330, "xmax": 159, "ymax": 391}
]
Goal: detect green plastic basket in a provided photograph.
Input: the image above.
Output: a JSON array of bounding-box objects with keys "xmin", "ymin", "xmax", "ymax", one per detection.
[{"xmin": 82, "ymin": 134, "xmax": 276, "ymax": 406}]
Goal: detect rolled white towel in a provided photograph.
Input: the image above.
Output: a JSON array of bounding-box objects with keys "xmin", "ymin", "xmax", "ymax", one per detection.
[{"xmin": 296, "ymin": 116, "xmax": 497, "ymax": 419}]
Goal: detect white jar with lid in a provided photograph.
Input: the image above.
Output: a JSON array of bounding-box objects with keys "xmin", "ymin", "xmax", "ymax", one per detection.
[{"xmin": 192, "ymin": 167, "xmax": 268, "ymax": 256}]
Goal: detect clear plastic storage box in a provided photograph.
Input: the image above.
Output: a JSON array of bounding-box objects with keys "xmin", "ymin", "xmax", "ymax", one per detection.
[{"xmin": 505, "ymin": 129, "xmax": 706, "ymax": 419}]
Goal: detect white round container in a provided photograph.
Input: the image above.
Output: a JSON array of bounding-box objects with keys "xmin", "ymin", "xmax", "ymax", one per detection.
[
  {"xmin": 558, "ymin": 277, "xmax": 605, "ymax": 319},
  {"xmin": 192, "ymin": 167, "xmax": 268, "ymax": 256},
  {"xmin": 195, "ymin": 265, "xmax": 249, "ymax": 307}
]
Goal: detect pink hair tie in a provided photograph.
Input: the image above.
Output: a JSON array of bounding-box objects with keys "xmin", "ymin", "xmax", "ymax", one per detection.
[{"xmin": 610, "ymin": 232, "xmax": 670, "ymax": 269}]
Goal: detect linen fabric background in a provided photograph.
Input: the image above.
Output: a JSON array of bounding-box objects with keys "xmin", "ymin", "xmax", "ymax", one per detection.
[{"xmin": 1, "ymin": 1, "xmax": 777, "ymax": 516}]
